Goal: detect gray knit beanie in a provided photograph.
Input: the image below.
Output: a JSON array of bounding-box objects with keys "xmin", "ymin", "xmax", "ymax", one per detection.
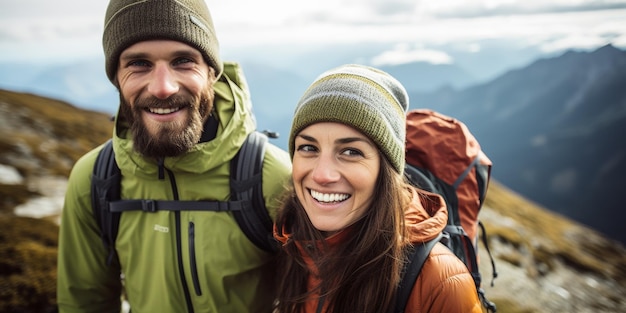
[
  {"xmin": 103, "ymin": 0, "xmax": 222, "ymax": 84},
  {"xmin": 289, "ymin": 64, "xmax": 409, "ymax": 173}
]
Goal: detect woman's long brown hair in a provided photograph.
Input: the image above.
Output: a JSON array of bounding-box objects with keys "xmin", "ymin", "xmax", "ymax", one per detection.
[{"xmin": 274, "ymin": 156, "xmax": 413, "ymax": 313}]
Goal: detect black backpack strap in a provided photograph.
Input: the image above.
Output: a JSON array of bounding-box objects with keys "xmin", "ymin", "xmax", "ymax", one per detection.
[
  {"xmin": 452, "ymin": 155, "xmax": 481, "ymax": 189},
  {"xmin": 108, "ymin": 199, "xmax": 249, "ymax": 213},
  {"xmin": 394, "ymin": 233, "xmax": 443, "ymax": 313},
  {"xmin": 478, "ymin": 221, "xmax": 498, "ymax": 287},
  {"xmin": 477, "ymin": 221, "xmax": 498, "ymax": 312},
  {"xmin": 91, "ymin": 139, "xmax": 122, "ymax": 266},
  {"xmin": 404, "ymin": 164, "xmax": 438, "ymax": 193},
  {"xmin": 230, "ymin": 131, "xmax": 277, "ymax": 253},
  {"xmin": 405, "ymin": 165, "xmax": 461, "ymax": 229}
]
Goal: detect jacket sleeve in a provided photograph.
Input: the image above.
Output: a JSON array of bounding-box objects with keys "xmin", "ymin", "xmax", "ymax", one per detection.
[
  {"xmin": 406, "ymin": 243, "xmax": 483, "ymax": 313},
  {"xmin": 57, "ymin": 148, "xmax": 123, "ymax": 313}
]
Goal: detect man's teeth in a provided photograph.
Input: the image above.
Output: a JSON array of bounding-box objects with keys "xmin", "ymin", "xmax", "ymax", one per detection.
[
  {"xmin": 310, "ymin": 190, "xmax": 350, "ymax": 203},
  {"xmin": 149, "ymin": 107, "xmax": 180, "ymax": 114}
]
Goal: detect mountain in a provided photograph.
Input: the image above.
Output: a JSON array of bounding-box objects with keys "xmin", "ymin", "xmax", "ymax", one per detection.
[
  {"xmin": 378, "ymin": 62, "xmax": 475, "ymax": 93},
  {"xmin": 408, "ymin": 44, "xmax": 626, "ymax": 245},
  {"xmin": 0, "ymin": 90, "xmax": 113, "ymax": 177},
  {"xmin": 0, "ymin": 61, "xmax": 117, "ymax": 115},
  {"xmin": 237, "ymin": 62, "xmax": 310, "ymax": 139},
  {"xmin": 0, "ymin": 89, "xmax": 624, "ymax": 312}
]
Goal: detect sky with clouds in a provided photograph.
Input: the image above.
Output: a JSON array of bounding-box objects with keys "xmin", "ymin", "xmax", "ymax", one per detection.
[{"xmin": 0, "ymin": 0, "xmax": 625, "ymax": 65}]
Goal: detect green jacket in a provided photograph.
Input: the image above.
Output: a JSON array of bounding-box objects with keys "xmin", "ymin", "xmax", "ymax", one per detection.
[{"xmin": 57, "ymin": 62, "xmax": 292, "ymax": 313}]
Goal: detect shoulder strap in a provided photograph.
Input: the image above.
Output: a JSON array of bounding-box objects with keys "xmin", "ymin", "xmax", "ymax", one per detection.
[
  {"xmin": 478, "ymin": 221, "xmax": 498, "ymax": 313},
  {"xmin": 230, "ymin": 131, "xmax": 277, "ymax": 253},
  {"xmin": 404, "ymin": 164, "xmax": 460, "ymax": 226},
  {"xmin": 394, "ymin": 233, "xmax": 442, "ymax": 313},
  {"xmin": 91, "ymin": 139, "xmax": 121, "ymax": 266}
]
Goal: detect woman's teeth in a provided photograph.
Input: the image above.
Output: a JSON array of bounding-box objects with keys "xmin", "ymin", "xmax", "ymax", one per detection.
[{"xmin": 310, "ymin": 190, "xmax": 350, "ymax": 203}]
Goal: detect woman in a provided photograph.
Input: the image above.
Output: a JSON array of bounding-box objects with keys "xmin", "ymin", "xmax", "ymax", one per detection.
[{"xmin": 273, "ymin": 64, "xmax": 483, "ymax": 313}]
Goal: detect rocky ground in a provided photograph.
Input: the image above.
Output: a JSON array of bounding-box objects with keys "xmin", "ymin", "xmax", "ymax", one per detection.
[{"xmin": 478, "ymin": 206, "xmax": 625, "ymax": 313}]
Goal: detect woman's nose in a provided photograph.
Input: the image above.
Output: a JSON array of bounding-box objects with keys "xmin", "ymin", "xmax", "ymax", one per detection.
[{"xmin": 311, "ymin": 155, "xmax": 341, "ymax": 185}]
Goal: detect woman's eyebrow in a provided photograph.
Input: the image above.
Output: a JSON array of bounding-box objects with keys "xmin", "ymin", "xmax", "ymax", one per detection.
[{"xmin": 336, "ymin": 137, "xmax": 370, "ymax": 145}]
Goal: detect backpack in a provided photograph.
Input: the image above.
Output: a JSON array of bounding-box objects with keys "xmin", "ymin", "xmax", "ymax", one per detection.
[{"xmin": 395, "ymin": 109, "xmax": 498, "ymax": 313}]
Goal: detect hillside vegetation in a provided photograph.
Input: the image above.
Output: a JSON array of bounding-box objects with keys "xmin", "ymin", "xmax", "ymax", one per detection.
[
  {"xmin": 0, "ymin": 89, "xmax": 113, "ymax": 177},
  {"xmin": 0, "ymin": 89, "xmax": 113, "ymax": 216}
]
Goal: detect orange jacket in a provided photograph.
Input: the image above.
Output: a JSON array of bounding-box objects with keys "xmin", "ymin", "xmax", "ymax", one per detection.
[
  {"xmin": 274, "ymin": 188, "xmax": 482, "ymax": 312},
  {"xmin": 403, "ymin": 188, "xmax": 483, "ymax": 313}
]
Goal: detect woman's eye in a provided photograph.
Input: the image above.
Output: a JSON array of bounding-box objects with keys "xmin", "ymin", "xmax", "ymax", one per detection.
[
  {"xmin": 296, "ymin": 144, "xmax": 317, "ymax": 152},
  {"xmin": 341, "ymin": 148, "xmax": 363, "ymax": 157}
]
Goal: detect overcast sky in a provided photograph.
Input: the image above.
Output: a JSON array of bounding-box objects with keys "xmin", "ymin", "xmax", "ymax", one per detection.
[{"xmin": 1, "ymin": 0, "xmax": 625, "ymax": 65}]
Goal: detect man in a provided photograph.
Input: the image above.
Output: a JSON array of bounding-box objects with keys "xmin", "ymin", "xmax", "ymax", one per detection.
[{"xmin": 56, "ymin": 0, "xmax": 291, "ymax": 312}]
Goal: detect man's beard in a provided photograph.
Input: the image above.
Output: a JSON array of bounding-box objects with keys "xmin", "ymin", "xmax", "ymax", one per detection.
[{"xmin": 119, "ymin": 88, "xmax": 214, "ymax": 159}]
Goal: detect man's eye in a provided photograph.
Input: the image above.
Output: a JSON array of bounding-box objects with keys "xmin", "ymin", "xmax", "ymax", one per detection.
[
  {"xmin": 173, "ymin": 58, "xmax": 193, "ymax": 66},
  {"xmin": 127, "ymin": 60, "xmax": 150, "ymax": 68}
]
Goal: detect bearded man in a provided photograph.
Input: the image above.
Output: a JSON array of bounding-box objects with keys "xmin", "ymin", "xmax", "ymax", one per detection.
[{"xmin": 56, "ymin": 1, "xmax": 291, "ymax": 312}]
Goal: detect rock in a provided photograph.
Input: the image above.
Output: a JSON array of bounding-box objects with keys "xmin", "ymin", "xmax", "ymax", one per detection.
[{"xmin": 0, "ymin": 164, "xmax": 23, "ymax": 185}]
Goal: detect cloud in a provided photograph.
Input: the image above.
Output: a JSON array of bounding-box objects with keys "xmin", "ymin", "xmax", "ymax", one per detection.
[
  {"xmin": 1, "ymin": 0, "xmax": 625, "ymax": 63},
  {"xmin": 422, "ymin": 0, "xmax": 626, "ymax": 18},
  {"xmin": 539, "ymin": 34, "xmax": 613, "ymax": 53},
  {"xmin": 0, "ymin": 0, "xmax": 104, "ymax": 46},
  {"xmin": 0, "ymin": 0, "xmax": 106, "ymax": 19},
  {"xmin": 0, "ymin": 17, "xmax": 101, "ymax": 42},
  {"xmin": 370, "ymin": 44, "xmax": 453, "ymax": 66}
]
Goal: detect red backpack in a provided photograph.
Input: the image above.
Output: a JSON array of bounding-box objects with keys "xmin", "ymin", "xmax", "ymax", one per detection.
[{"xmin": 398, "ymin": 109, "xmax": 497, "ymax": 312}]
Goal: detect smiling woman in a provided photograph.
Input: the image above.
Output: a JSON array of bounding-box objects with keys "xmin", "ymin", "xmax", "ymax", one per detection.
[
  {"xmin": 272, "ymin": 64, "xmax": 483, "ymax": 313},
  {"xmin": 292, "ymin": 122, "xmax": 380, "ymax": 234}
]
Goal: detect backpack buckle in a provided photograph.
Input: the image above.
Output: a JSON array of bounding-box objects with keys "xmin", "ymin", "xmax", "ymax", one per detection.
[{"xmin": 142, "ymin": 200, "xmax": 157, "ymax": 212}]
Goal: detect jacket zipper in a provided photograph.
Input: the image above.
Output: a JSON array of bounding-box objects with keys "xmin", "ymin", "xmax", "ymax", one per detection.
[
  {"xmin": 165, "ymin": 166, "xmax": 195, "ymax": 313},
  {"xmin": 189, "ymin": 221, "xmax": 202, "ymax": 295},
  {"xmin": 175, "ymin": 211, "xmax": 195, "ymax": 313}
]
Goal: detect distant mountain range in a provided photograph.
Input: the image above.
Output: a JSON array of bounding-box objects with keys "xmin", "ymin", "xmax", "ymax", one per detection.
[
  {"xmin": 408, "ymin": 44, "xmax": 626, "ymax": 245},
  {"xmin": 248, "ymin": 45, "xmax": 626, "ymax": 245},
  {"xmin": 0, "ymin": 44, "xmax": 624, "ymax": 245}
]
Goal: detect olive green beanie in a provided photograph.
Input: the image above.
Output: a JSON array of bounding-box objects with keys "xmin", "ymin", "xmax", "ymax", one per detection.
[
  {"xmin": 103, "ymin": 0, "xmax": 222, "ymax": 84},
  {"xmin": 289, "ymin": 64, "xmax": 409, "ymax": 173}
]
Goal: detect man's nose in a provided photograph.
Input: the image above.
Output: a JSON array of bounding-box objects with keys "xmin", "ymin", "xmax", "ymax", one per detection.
[{"xmin": 148, "ymin": 64, "xmax": 179, "ymax": 99}]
